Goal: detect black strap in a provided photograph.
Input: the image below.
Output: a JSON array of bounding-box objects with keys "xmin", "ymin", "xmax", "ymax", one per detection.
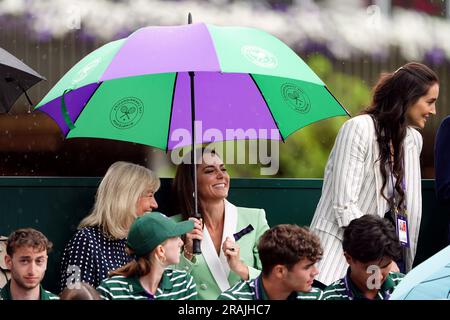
[{"xmin": 233, "ymin": 224, "xmax": 254, "ymax": 241}]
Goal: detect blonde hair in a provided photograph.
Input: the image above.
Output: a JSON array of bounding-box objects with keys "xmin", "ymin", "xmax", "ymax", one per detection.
[{"xmin": 78, "ymin": 161, "xmax": 160, "ymax": 239}]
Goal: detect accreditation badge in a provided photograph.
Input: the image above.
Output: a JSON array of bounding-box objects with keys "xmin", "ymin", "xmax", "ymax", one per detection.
[{"xmin": 396, "ymin": 214, "xmax": 410, "ymax": 248}]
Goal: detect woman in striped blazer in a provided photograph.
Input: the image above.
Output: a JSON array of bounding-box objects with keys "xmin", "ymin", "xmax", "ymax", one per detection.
[{"xmin": 310, "ymin": 62, "xmax": 439, "ymax": 285}]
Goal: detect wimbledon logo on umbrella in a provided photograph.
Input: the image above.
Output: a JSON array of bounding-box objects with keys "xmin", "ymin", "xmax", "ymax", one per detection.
[
  {"xmin": 110, "ymin": 97, "xmax": 144, "ymax": 129},
  {"xmin": 281, "ymin": 83, "xmax": 311, "ymax": 114},
  {"xmin": 241, "ymin": 45, "xmax": 278, "ymax": 68},
  {"xmin": 71, "ymin": 57, "xmax": 102, "ymax": 85}
]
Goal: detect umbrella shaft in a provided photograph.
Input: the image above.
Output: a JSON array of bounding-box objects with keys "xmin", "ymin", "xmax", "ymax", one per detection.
[
  {"xmin": 189, "ymin": 71, "xmax": 199, "ymax": 217},
  {"xmin": 189, "ymin": 70, "xmax": 201, "ymax": 255}
]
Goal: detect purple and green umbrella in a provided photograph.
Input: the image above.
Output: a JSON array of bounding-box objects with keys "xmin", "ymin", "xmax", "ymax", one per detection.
[
  {"xmin": 36, "ymin": 21, "xmax": 348, "ymax": 253},
  {"xmin": 35, "ymin": 22, "xmax": 348, "ymax": 150}
]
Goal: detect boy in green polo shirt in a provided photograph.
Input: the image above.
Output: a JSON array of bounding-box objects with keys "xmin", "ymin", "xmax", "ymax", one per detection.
[
  {"xmin": 97, "ymin": 212, "xmax": 197, "ymax": 300},
  {"xmin": 0, "ymin": 228, "xmax": 59, "ymax": 300},
  {"xmin": 218, "ymin": 224, "xmax": 324, "ymax": 300},
  {"xmin": 322, "ymin": 215, "xmax": 404, "ymax": 300}
]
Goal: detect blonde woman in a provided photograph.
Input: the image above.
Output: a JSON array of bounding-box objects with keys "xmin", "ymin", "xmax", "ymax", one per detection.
[
  {"xmin": 97, "ymin": 212, "xmax": 197, "ymax": 300},
  {"xmin": 59, "ymin": 161, "xmax": 160, "ymax": 291}
]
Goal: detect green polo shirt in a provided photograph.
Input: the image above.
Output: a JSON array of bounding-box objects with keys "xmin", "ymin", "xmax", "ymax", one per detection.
[
  {"xmin": 0, "ymin": 280, "xmax": 59, "ymax": 300},
  {"xmin": 217, "ymin": 275, "xmax": 323, "ymax": 300},
  {"xmin": 321, "ymin": 269, "xmax": 404, "ymax": 300},
  {"xmin": 97, "ymin": 269, "xmax": 197, "ymax": 300}
]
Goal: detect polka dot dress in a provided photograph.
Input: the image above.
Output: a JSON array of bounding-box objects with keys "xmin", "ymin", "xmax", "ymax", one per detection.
[{"xmin": 59, "ymin": 226, "xmax": 132, "ymax": 292}]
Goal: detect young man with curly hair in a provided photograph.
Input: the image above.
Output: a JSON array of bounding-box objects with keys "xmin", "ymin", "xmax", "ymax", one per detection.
[
  {"xmin": 0, "ymin": 228, "xmax": 58, "ymax": 300},
  {"xmin": 218, "ymin": 224, "xmax": 323, "ymax": 300}
]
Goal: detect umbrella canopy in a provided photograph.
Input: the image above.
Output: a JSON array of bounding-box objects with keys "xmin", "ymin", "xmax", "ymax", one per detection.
[
  {"xmin": 390, "ymin": 245, "xmax": 450, "ymax": 300},
  {"xmin": 0, "ymin": 47, "xmax": 46, "ymax": 113},
  {"xmin": 35, "ymin": 23, "xmax": 348, "ymax": 150}
]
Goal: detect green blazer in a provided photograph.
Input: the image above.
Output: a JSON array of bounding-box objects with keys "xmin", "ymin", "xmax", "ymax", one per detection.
[{"xmin": 172, "ymin": 200, "xmax": 269, "ymax": 300}]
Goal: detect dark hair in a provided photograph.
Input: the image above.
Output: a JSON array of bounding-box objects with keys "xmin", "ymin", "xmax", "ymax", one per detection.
[
  {"xmin": 6, "ymin": 228, "xmax": 53, "ymax": 256},
  {"xmin": 59, "ymin": 282, "xmax": 101, "ymax": 300},
  {"xmin": 171, "ymin": 147, "xmax": 220, "ymax": 220},
  {"xmin": 343, "ymin": 215, "xmax": 401, "ymax": 263},
  {"xmin": 363, "ymin": 62, "xmax": 438, "ymax": 210},
  {"xmin": 258, "ymin": 224, "xmax": 323, "ymax": 276}
]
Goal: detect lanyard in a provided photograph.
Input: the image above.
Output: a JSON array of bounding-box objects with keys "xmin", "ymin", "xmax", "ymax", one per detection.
[
  {"xmin": 254, "ymin": 277, "xmax": 262, "ymax": 300},
  {"xmin": 343, "ymin": 275, "xmax": 355, "ymax": 300},
  {"xmin": 386, "ymin": 143, "xmax": 407, "ymax": 216}
]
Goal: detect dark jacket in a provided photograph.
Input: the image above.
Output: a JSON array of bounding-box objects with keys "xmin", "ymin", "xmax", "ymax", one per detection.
[{"xmin": 435, "ymin": 116, "xmax": 450, "ymax": 205}]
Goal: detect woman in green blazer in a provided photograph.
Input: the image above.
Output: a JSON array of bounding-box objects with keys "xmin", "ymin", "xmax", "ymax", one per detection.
[{"xmin": 171, "ymin": 149, "xmax": 270, "ymax": 300}]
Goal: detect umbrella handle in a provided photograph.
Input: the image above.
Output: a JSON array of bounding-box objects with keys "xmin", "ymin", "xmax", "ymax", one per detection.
[
  {"xmin": 192, "ymin": 239, "xmax": 201, "ymax": 254},
  {"xmin": 191, "ymin": 209, "xmax": 202, "ymax": 255},
  {"xmin": 17, "ymin": 83, "xmax": 34, "ymax": 113}
]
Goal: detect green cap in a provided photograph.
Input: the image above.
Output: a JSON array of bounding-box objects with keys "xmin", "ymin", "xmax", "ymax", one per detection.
[{"xmin": 127, "ymin": 212, "xmax": 194, "ymax": 256}]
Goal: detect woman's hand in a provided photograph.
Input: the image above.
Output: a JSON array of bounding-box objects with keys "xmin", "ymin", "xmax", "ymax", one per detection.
[
  {"xmin": 222, "ymin": 236, "xmax": 249, "ymax": 280},
  {"xmin": 183, "ymin": 217, "xmax": 203, "ymax": 261}
]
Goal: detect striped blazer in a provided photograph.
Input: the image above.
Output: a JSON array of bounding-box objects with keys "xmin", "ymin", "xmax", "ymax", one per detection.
[{"xmin": 310, "ymin": 114, "xmax": 423, "ymax": 285}]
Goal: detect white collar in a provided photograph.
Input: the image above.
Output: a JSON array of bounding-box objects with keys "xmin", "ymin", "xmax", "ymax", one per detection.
[{"xmin": 201, "ymin": 199, "xmax": 238, "ymax": 292}]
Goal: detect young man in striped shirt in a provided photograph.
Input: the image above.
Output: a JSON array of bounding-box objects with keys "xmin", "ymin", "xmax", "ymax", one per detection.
[
  {"xmin": 0, "ymin": 228, "xmax": 59, "ymax": 300},
  {"xmin": 322, "ymin": 215, "xmax": 404, "ymax": 300},
  {"xmin": 97, "ymin": 212, "xmax": 197, "ymax": 300},
  {"xmin": 218, "ymin": 224, "xmax": 323, "ymax": 300}
]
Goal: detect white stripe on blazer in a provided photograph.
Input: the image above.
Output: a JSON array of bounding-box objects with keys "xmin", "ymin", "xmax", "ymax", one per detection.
[{"xmin": 310, "ymin": 114, "xmax": 423, "ymax": 285}]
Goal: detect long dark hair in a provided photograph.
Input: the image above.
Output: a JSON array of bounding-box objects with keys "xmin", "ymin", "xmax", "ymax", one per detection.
[
  {"xmin": 363, "ymin": 62, "xmax": 438, "ymax": 209},
  {"xmin": 171, "ymin": 148, "xmax": 218, "ymax": 220}
]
